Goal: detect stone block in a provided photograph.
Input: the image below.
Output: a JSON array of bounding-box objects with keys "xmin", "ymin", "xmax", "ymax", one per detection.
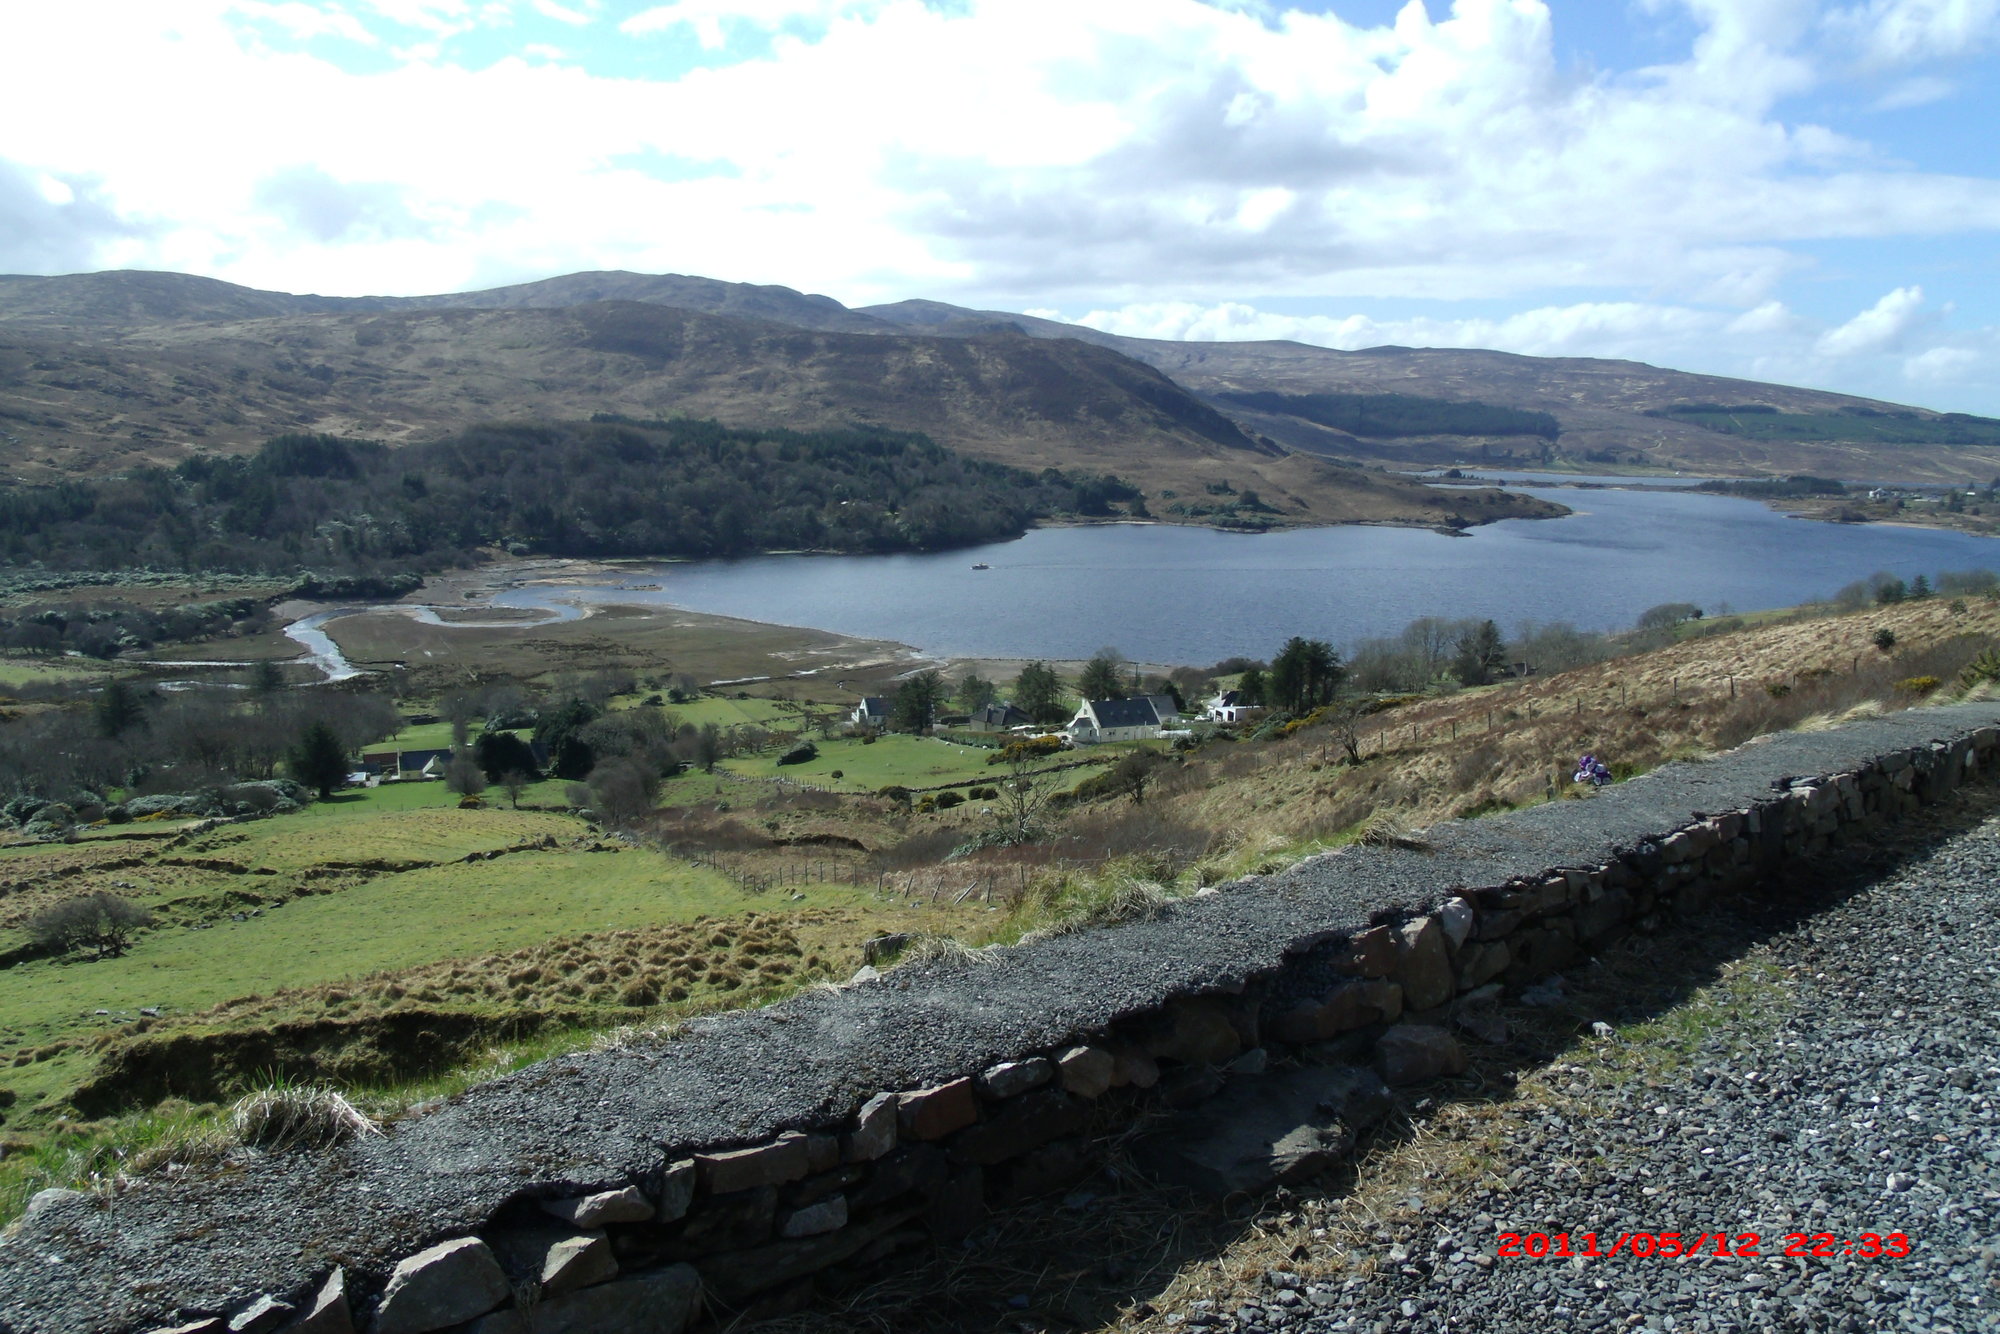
[
  {"xmin": 1142, "ymin": 997, "xmax": 1243, "ymax": 1065},
  {"xmin": 540, "ymin": 1185, "xmax": 654, "ymax": 1228},
  {"xmin": 994, "ymin": 1137, "xmax": 1092, "ymax": 1205},
  {"xmin": 698, "ymin": 1207, "xmax": 922, "ymax": 1306},
  {"xmin": 779, "ymin": 1195, "xmax": 848, "ymax": 1238},
  {"xmin": 1438, "ymin": 897, "xmax": 1475, "ymax": 949},
  {"xmin": 843, "ymin": 1091, "xmax": 898, "ymax": 1162},
  {"xmin": 805, "ymin": 1134, "xmax": 839, "ymax": 1174},
  {"xmin": 1333, "ymin": 926, "xmax": 1397, "ymax": 978},
  {"xmin": 977, "ymin": 1057, "xmax": 1053, "ymax": 1100},
  {"xmin": 697, "ymin": 1135, "xmax": 810, "ymax": 1194},
  {"xmin": 228, "ymin": 1296, "xmax": 295, "ymax": 1334},
  {"xmin": 277, "ymin": 1269, "xmax": 353, "ymax": 1334},
  {"xmin": 655, "ymin": 1160, "xmax": 695, "ymax": 1223},
  {"xmin": 1470, "ymin": 909, "xmax": 1523, "ymax": 942},
  {"xmin": 1374, "ymin": 1025, "xmax": 1468, "ymax": 1086},
  {"xmin": 1455, "ymin": 940, "xmax": 1510, "ymax": 990},
  {"xmin": 1503, "ymin": 926, "xmax": 1577, "ymax": 980},
  {"xmin": 782, "ymin": 1163, "xmax": 865, "ymax": 1207},
  {"xmin": 1112, "ymin": 1046, "xmax": 1160, "ymax": 1089},
  {"xmin": 1269, "ymin": 980, "xmax": 1401, "ymax": 1044},
  {"xmin": 1394, "ymin": 916, "xmax": 1454, "ymax": 1011},
  {"xmin": 374, "ymin": 1238, "xmax": 511, "ymax": 1334},
  {"xmin": 849, "ymin": 1143, "xmax": 946, "ymax": 1211},
  {"xmin": 926, "ymin": 1163, "xmax": 987, "ymax": 1240},
  {"xmin": 1575, "ymin": 887, "xmax": 1632, "ymax": 945},
  {"xmin": 948, "ymin": 1089, "xmax": 1088, "ymax": 1165},
  {"xmin": 897, "ymin": 1078, "xmax": 979, "ymax": 1139},
  {"xmin": 491, "ymin": 1224, "xmax": 616, "ymax": 1299},
  {"xmin": 1055, "ymin": 1045, "xmax": 1116, "ymax": 1097},
  {"xmin": 1135, "ymin": 1065, "xmax": 1391, "ymax": 1197},
  {"xmin": 148, "ymin": 1323, "xmax": 223, "ymax": 1334},
  {"xmin": 666, "ymin": 1185, "xmax": 777, "ymax": 1256},
  {"xmin": 467, "ymin": 1264, "xmax": 700, "ymax": 1334}
]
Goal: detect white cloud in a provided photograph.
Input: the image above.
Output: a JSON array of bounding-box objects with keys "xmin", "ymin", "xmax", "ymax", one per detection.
[
  {"xmin": 531, "ymin": 0, "xmax": 593, "ymax": 25},
  {"xmin": 1815, "ymin": 285, "xmax": 1927, "ymax": 355},
  {"xmin": 1828, "ymin": 0, "xmax": 2000, "ymax": 66},
  {"xmin": 620, "ymin": 0, "xmax": 878, "ymax": 48},
  {"xmin": 1904, "ymin": 344, "xmax": 1980, "ymax": 379}
]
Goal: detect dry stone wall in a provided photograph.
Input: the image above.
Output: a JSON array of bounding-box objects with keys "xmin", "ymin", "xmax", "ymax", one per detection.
[{"xmin": 6, "ymin": 711, "xmax": 1998, "ymax": 1334}]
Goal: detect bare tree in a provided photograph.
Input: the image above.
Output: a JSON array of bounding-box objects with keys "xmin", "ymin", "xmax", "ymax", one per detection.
[
  {"xmin": 28, "ymin": 893, "xmax": 154, "ymax": 959},
  {"xmin": 994, "ymin": 753, "xmax": 1055, "ymax": 844},
  {"xmin": 445, "ymin": 752, "xmax": 487, "ymax": 797},
  {"xmin": 500, "ymin": 769, "xmax": 530, "ymax": 809}
]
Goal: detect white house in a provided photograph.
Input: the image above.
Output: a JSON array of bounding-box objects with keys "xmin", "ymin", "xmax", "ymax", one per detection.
[
  {"xmin": 849, "ymin": 697, "xmax": 889, "ymax": 729},
  {"xmin": 1066, "ymin": 695, "xmax": 1179, "ymax": 745},
  {"xmin": 1205, "ymin": 689, "xmax": 1265, "ymax": 724}
]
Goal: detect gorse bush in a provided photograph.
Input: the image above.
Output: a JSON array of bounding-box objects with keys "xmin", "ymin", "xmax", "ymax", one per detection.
[{"xmin": 26, "ymin": 893, "xmax": 153, "ymax": 960}]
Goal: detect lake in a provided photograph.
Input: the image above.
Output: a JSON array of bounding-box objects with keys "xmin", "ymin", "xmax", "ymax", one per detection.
[{"xmin": 463, "ymin": 486, "xmax": 2000, "ymax": 664}]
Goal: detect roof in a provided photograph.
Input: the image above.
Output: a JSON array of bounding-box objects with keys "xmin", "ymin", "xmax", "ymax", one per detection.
[
  {"xmin": 975, "ymin": 701, "xmax": 1031, "ymax": 727},
  {"xmin": 855, "ymin": 697, "xmax": 888, "ymax": 717},
  {"xmin": 1080, "ymin": 698, "xmax": 1164, "ymax": 730}
]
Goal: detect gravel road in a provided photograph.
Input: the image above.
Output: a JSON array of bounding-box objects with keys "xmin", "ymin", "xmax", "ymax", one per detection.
[{"xmin": 1185, "ymin": 791, "xmax": 2000, "ymax": 1334}]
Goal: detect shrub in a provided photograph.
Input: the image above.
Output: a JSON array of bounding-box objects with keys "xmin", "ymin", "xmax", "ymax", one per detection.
[
  {"xmin": 776, "ymin": 741, "xmax": 819, "ymax": 766},
  {"xmin": 27, "ymin": 892, "xmax": 153, "ymax": 959},
  {"xmin": 1764, "ymin": 681, "xmax": 1792, "ymax": 698},
  {"xmin": 230, "ymin": 1084, "xmax": 379, "ymax": 1151},
  {"xmin": 829, "ymin": 769, "xmax": 844, "ymax": 780},
  {"xmin": 931, "ymin": 790, "xmax": 964, "ymax": 810},
  {"xmin": 989, "ymin": 734, "xmax": 1065, "ymax": 764},
  {"xmin": 1895, "ymin": 676, "xmax": 1941, "ymax": 695},
  {"xmin": 1960, "ymin": 650, "xmax": 2000, "ymax": 688},
  {"xmin": 1873, "ymin": 628, "xmax": 1898, "ymax": 652}
]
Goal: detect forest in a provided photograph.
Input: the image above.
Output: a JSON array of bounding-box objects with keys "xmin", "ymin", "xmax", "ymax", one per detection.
[
  {"xmin": 0, "ymin": 419, "xmax": 1138, "ymax": 575},
  {"xmin": 1648, "ymin": 404, "xmax": 2000, "ymax": 446},
  {"xmin": 1217, "ymin": 390, "xmax": 1562, "ymax": 441}
]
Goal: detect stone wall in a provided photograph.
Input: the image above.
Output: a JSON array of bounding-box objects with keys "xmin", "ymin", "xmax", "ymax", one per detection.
[{"xmin": 63, "ymin": 722, "xmax": 2000, "ymax": 1334}]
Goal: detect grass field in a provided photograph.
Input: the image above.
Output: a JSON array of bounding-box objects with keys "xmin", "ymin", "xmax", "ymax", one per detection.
[
  {"xmin": 720, "ymin": 732, "xmax": 1011, "ymax": 791},
  {"xmin": 0, "ymin": 655, "xmax": 124, "ymax": 689}
]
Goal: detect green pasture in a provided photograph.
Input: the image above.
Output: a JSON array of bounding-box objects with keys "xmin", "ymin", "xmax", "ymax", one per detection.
[{"xmin": 721, "ymin": 733, "xmax": 1006, "ymax": 791}]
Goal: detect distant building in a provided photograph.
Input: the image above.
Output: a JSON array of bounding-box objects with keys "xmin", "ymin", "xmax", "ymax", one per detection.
[
  {"xmin": 1066, "ymin": 696, "xmax": 1178, "ymax": 745},
  {"xmin": 849, "ymin": 697, "xmax": 889, "ymax": 729},
  {"xmin": 970, "ymin": 701, "xmax": 1033, "ymax": 732},
  {"xmin": 1205, "ymin": 689, "xmax": 1266, "ymax": 724}
]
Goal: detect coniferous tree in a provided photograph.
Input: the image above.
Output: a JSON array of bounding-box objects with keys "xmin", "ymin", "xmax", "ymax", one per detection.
[{"xmin": 287, "ymin": 720, "xmax": 349, "ymax": 799}]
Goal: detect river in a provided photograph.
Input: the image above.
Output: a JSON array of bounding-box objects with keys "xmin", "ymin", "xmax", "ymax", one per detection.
[{"xmin": 286, "ymin": 483, "xmax": 2000, "ymax": 672}]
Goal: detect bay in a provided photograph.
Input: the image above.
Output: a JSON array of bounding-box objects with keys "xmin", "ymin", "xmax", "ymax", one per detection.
[{"xmin": 477, "ymin": 486, "xmax": 2000, "ymax": 664}]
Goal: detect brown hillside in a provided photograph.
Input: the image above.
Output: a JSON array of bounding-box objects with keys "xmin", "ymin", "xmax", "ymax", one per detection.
[{"xmin": 0, "ymin": 289, "xmax": 1556, "ymax": 528}]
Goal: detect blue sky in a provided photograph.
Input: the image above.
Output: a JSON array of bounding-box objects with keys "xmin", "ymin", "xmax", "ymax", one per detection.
[{"xmin": 3, "ymin": 1, "xmax": 1999, "ymax": 412}]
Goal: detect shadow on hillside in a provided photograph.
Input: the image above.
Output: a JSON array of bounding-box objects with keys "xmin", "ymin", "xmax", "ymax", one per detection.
[{"xmin": 736, "ymin": 785, "xmax": 2000, "ymax": 1334}]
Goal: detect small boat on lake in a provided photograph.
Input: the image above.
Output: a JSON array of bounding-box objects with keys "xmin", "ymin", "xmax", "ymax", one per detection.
[{"xmin": 971, "ymin": 563, "xmax": 990, "ymax": 570}]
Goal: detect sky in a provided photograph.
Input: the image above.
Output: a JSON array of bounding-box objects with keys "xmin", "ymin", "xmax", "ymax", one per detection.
[{"xmin": 3, "ymin": 0, "xmax": 1999, "ymax": 413}]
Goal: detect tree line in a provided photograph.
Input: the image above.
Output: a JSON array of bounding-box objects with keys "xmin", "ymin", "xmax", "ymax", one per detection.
[
  {"xmin": 1218, "ymin": 390, "xmax": 1562, "ymax": 441},
  {"xmin": 0, "ymin": 419, "xmax": 1141, "ymax": 575}
]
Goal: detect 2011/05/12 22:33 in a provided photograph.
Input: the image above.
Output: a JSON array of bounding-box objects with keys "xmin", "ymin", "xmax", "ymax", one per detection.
[{"xmin": 1495, "ymin": 1231, "xmax": 1913, "ymax": 1259}]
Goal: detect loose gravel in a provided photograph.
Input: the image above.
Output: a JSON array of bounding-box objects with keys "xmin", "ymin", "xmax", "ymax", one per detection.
[{"xmin": 1154, "ymin": 790, "xmax": 2000, "ymax": 1334}]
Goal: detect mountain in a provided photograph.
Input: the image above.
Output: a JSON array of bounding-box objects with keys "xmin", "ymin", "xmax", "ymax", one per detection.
[
  {"xmin": 0, "ymin": 274, "xmax": 1558, "ymax": 530},
  {"xmin": 854, "ymin": 302, "xmax": 2000, "ymax": 484}
]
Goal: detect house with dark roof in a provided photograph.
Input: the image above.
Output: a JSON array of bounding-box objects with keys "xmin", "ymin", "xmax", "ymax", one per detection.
[
  {"xmin": 1065, "ymin": 695, "xmax": 1179, "ymax": 745},
  {"xmin": 970, "ymin": 701, "xmax": 1033, "ymax": 732},
  {"xmin": 1205, "ymin": 689, "xmax": 1265, "ymax": 724},
  {"xmin": 849, "ymin": 697, "xmax": 889, "ymax": 729}
]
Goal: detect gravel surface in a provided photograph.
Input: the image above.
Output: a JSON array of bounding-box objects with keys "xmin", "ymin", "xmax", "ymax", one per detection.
[
  {"xmin": 6, "ymin": 703, "xmax": 1998, "ymax": 1334},
  {"xmin": 1171, "ymin": 791, "xmax": 2000, "ymax": 1334}
]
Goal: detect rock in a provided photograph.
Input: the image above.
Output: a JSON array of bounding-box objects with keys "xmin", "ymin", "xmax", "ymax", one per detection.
[
  {"xmin": 1438, "ymin": 897, "xmax": 1475, "ymax": 949},
  {"xmin": 145, "ymin": 1322, "xmax": 223, "ymax": 1334},
  {"xmin": 843, "ymin": 1091, "xmax": 899, "ymax": 1162},
  {"xmin": 846, "ymin": 964, "xmax": 881, "ymax": 985},
  {"xmin": 696, "ymin": 1135, "xmax": 810, "ymax": 1193},
  {"xmin": 1135, "ymin": 1065, "xmax": 1392, "ymax": 1197},
  {"xmin": 977, "ymin": 1057, "xmax": 1053, "ymax": 1100},
  {"xmin": 24, "ymin": 1187, "xmax": 88, "ymax": 1220},
  {"xmin": 698, "ymin": 1206, "xmax": 923, "ymax": 1305},
  {"xmin": 804, "ymin": 1134, "xmax": 839, "ymax": 1173},
  {"xmin": 491, "ymin": 1224, "xmax": 616, "ymax": 1298},
  {"xmin": 227, "ymin": 1296, "xmax": 294, "ymax": 1334},
  {"xmin": 1113, "ymin": 1046, "xmax": 1161, "ymax": 1088},
  {"xmin": 862, "ymin": 933, "xmax": 912, "ymax": 965},
  {"xmin": 1270, "ymin": 980, "xmax": 1401, "ymax": 1043},
  {"xmin": 996, "ymin": 1137, "xmax": 1092, "ymax": 1204},
  {"xmin": 1142, "ymin": 997, "xmax": 1243, "ymax": 1065},
  {"xmin": 927, "ymin": 1162, "xmax": 987, "ymax": 1238},
  {"xmin": 947, "ymin": 1089, "xmax": 1087, "ymax": 1165},
  {"xmin": 1335, "ymin": 926, "xmax": 1398, "ymax": 978},
  {"xmin": 1455, "ymin": 940, "xmax": 1510, "ymax": 990},
  {"xmin": 1228, "ymin": 1047, "xmax": 1269, "ymax": 1075},
  {"xmin": 655, "ymin": 1159, "xmax": 695, "ymax": 1222},
  {"xmin": 848, "ymin": 1143, "xmax": 946, "ymax": 1211},
  {"xmin": 667, "ymin": 1185, "xmax": 777, "ymax": 1254},
  {"xmin": 1454, "ymin": 1004, "xmax": 1508, "ymax": 1045},
  {"xmin": 897, "ymin": 1078, "xmax": 979, "ymax": 1139},
  {"xmin": 1056, "ymin": 1045, "xmax": 1117, "ymax": 1097},
  {"xmin": 779, "ymin": 1195, "xmax": 848, "ymax": 1238},
  {"xmin": 1395, "ymin": 917, "xmax": 1455, "ymax": 1010},
  {"xmin": 539, "ymin": 1184, "xmax": 655, "ymax": 1227},
  {"xmin": 466, "ymin": 1264, "xmax": 701, "ymax": 1334},
  {"xmin": 274, "ymin": 1269, "xmax": 352, "ymax": 1334},
  {"xmin": 1374, "ymin": 1026, "xmax": 1468, "ymax": 1086},
  {"xmin": 373, "ymin": 1237, "xmax": 511, "ymax": 1334}
]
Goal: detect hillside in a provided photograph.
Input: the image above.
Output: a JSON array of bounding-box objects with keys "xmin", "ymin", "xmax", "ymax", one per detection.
[
  {"xmin": 0, "ymin": 275, "xmax": 1558, "ymax": 531},
  {"xmin": 855, "ymin": 302, "xmax": 2000, "ymax": 483}
]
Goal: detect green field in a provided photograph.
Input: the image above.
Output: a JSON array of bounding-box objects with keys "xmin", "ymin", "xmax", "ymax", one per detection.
[{"xmin": 721, "ymin": 732, "xmax": 1012, "ymax": 791}]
